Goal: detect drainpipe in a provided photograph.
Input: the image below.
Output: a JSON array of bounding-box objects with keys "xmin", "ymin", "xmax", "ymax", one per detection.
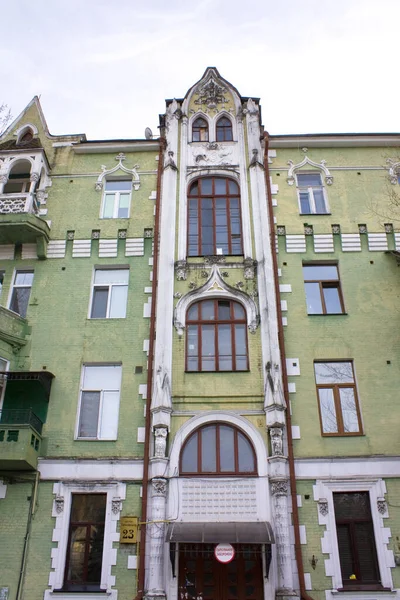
[
  {"xmin": 263, "ymin": 133, "xmax": 315, "ymax": 600},
  {"xmin": 16, "ymin": 470, "xmax": 39, "ymax": 600},
  {"xmin": 134, "ymin": 136, "xmax": 165, "ymax": 600}
]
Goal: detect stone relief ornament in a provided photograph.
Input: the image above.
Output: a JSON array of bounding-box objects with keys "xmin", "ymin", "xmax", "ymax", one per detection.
[
  {"xmin": 385, "ymin": 223, "xmax": 394, "ymax": 233},
  {"xmin": 54, "ymin": 495, "xmax": 64, "ymax": 514},
  {"xmin": 204, "ymin": 255, "xmax": 226, "ymax": 265},
  {"xmin": 152, "ymin": 478, "xmax": 167, "ymax": 497},
  {"xmin": 243, "ymin": 258, "xmax": 257, "ymax": 280},
  {"xmin": 174, "ymin": 292, "xmax": 182, "ymax": 299},
  {"xmin": 277, "ymin": 226, "xmax": 286, "ymax": 236},
  {"xmin": 192, "ymin": 143, "xmax": 233, "ymax": 166},
  {"xmin": 154, "ymin": 427, "xmax": 168, "ymax": 458},
  {"xmin": 386, "ymin": 159, "xmax": 400, "ymax": 184},
  {"xmin": 377, "ymin": 497, "xmax": 387, "ymax": 514},
  {"xmin": 271, "ymin": 480, "xmax": 289, "ymax": 496},
  {"xmin": 249, "ymin": 149, "xmax": 263, "ymax": 169},
  {"xmin": 30, "ymin": 172, "xmax": 40, "ymax": 182},
  {"xmin": 270, "ymin": 427, "xmax": 284, "ymax": 456},
  {"xmin": 164, "ymin": 151, "xmax": 177, "ymax": 171},
  {"xmin": 235, "ymin": 281, "xmax": 244, "ymax": 289},
  {"xmin": 0, "ymin": 174, "xmax": 8, "ymax": 184},
  {"xmin": 318, "ymin": 499, "xmax": 329, "ymax": 516},
  {"xmin": 194, "ymin": 77, "xmax": 228, "ymax": 109},
  {"xmin": 112, "ymin": 497, "xmax": 122, "ymax": 514},
  {"xmin": 331, "ymin": 224, "xmax": 341, "ymax": 234},
  {"xmin": 304, "ymin": 225, "xmax": 313, "ymax": 236},
  {"xmin": 175, "ymin": 260, "xmax": 188, "ymax": 281},
  {"xmin": 358, "ymin": 224, "xmax": 367, "ymax": 234},
  {"xmin": 188, "ymin": 281, "xmax": 197, "ymax": 290},
  {"xmin": 201, "ymin": 271, "xmax": 208, "ymax": 278}
]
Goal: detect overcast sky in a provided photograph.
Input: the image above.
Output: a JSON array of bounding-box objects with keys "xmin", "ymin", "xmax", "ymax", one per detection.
[{"xmin": 2, "ymin": 0, "xmax": 400, "ymax": 140}]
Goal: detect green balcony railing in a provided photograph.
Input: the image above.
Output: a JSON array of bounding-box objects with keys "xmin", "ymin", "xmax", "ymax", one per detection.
[
  {"xmin": 0, "ymin": 410, "xmax": 43, "ymax": 470},
  {"xmin": 0, "ymin": 408, "xmax": 43, "ymax": 434}
]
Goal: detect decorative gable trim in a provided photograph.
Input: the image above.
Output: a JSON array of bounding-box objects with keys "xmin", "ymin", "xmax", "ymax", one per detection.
[
  {"xmin": 95, "ymin": 153, "xmax": 140, "ymax": 191},
  {"xmin": 173, "ymin": 265, "xmax": 259, "ymax": 335},
  {"xmin": 287, "ymin": 156, "xmax": 333, "ymax": 185}
]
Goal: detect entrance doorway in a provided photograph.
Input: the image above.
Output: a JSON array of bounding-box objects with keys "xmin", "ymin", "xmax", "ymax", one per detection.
[{"xmin": 178, "ymin": 544, "xmax": 263, "ymax": 600}]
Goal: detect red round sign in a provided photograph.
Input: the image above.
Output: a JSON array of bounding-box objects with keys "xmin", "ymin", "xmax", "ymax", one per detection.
[{"xmin": 214, "ymin": 543, "xmax": 235, "ymax": 564}]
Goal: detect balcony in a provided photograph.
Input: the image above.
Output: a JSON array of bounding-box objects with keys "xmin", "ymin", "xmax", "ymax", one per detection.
[
  {"xmin": 0, "ymin": 193, "xmax": 50, "ymax": 256},
  {"xmin": 0, "ymin": 409, "xmax": 43, "ymax": 470},
  {"xmin": 0, "ymin": 305, "xmax": 29, "ymax": 351}
]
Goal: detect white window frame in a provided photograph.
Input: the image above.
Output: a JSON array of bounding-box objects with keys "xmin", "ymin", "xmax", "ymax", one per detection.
[
  {"xmin": 313, "ymin": 479, "xmax": 395, "ymax": 593},
  {"xmin": 45, "ymin": 481, "xmax": 126, "ymax": 600},
  {"xmin": 0, "ymin": 357, "xmax": 9, "ymax": 412},
  {"xmin": 75, "ymin": 364, "xmax": 122, "ymax": 441},
  {"xmin": 100, "ymin": 179, "xmax": 132, "ymax": 219},
  {"xmin": 88, "ymin": 267, "xmax": 129, "ymax": 319},
  {"xmin": 296, "ymin": 171, "xmax": 329, "ymax": 215},
  {"xmin": 7, "ymin": 269, "xmax": 34, "ymax": 318}
]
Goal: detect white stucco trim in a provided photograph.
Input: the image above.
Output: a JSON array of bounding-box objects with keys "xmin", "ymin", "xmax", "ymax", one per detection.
[
  {"xmin": 46, "ymin": 481, "xmax": 126, "ymax": 599},
  {"xmin": 313, "ymin": 479, "xmax": 395, "ymax": 590},
  {"xmin": 38, "ymin": 459, "xmax": 143, "ymax": 480},
  {"xmin": 168, "ymin": 411, "xmax": 269, "ymax": 477},
  {"xmin": 294, "ymin": 456, "xmax": 400, "ymax": 479},
  {"xmin": 173, "ymin": 265, "xmax": 259, "ymax": 334},
  {"xmin": 14, "ymin": 123, "xmax": 39, "ymax": 139},
  {"xmin": 287, "ymin": 156, "xmax": 333, "ymax": 185}
]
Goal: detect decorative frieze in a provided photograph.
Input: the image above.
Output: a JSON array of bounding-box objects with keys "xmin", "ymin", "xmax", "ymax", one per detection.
[
  {"xmin": 271, "ymin": 479, "xmax": 289, "ymax": 496},
  {"xmin": 112, "ymin": 497, "xmax": 122, "ymax": 514},
  {"xmin": 243, "ymin": 258, "xmax": 257, "ymax": 279},
  {"xmin": 54, "ymin": 495, "xmax": 64, "ymax": 514},
  {"xmin": 377, "ymin": 497, "xmax": 387, "ymax": 515}
]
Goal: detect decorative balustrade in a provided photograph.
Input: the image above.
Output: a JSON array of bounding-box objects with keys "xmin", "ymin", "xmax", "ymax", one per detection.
[{"xmin": 0, "ymin": 192, "xmax": 39, "ymax": 215}]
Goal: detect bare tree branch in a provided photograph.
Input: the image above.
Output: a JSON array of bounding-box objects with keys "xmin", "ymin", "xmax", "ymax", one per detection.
[{"xmin": 0, "ymin": 104, "xmax": 12, "ymax": 135}]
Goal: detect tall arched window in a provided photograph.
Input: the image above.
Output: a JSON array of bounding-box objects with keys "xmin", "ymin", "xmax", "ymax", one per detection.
[
  {"xmin": 186, "ymin": 299, "xmax": 248, "ymax": 372},
  {"xmin": 3, "ymin": 160, "xmax": 32, "ymax": 194},
  {"xmin": 216, "ymin": 116, "xmax": 233, "ymax": 142},
  {"xmin": 188, "ymin": 177, "xmax": 242, "ymax": 256},
  {"xmin": 192, "ymin": 117, "xmax": 209, "ymax": 142},
  {"xmin": 180, "ymin": 423, "xmax": 256, "ymax": 475}
]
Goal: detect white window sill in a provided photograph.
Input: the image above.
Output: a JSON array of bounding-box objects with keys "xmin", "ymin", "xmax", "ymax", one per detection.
[
  {"xmin": 328, "ymin": 589, "xmax": 397, "ymax": 600},
  {"xmin": 47, "ymin": 593, "xmax": 110, "ymax": 600}
]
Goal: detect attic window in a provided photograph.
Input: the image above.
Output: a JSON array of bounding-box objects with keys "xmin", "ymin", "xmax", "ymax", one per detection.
[{"xmin": 18, "ymin": 128, "xmax": 34, "ymax": 145}]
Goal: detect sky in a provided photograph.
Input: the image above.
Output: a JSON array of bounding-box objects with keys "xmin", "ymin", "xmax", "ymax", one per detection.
[{"xmin": 2, "ymin": 0, "xmax": 400, "ymax": 140}]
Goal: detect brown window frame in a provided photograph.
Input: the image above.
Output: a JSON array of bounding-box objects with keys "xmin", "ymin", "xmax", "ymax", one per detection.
[
  {"xmin": 180, "ymin": 423, "xmax": 257, "ymax": 476},
  {"xmin": 63, "ymin": 493, "xmax": 106, "ymax": 592},
  {"xmin": 216, "ymin": 116, "xmax": 233, "ymax": 141},
  {"xmin": 303, "ymin": 263, "xmax": 345, "ymax": 315},
  {"xmin": 187, "ymin": 177, "xmax": 243, "ymax": 257},
  {"xmin": 333, "ymin": 492, "xmax": 381, "ymax": 589},
  {"xmin": 192, "ymin": 117, "xmax": 209, "ymax": 142},
  {"xmin": 186, "ymin": 299, "xmax": 249, "ymax": 372},
  {"xmin": 314, "ymin": 360, "xmax": 363, "ymax": 436}
]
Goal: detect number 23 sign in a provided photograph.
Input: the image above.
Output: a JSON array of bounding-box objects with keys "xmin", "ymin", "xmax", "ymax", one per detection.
[{"xmin": 120, "ymin": 517, "xmax": 138, "ymax": 543}]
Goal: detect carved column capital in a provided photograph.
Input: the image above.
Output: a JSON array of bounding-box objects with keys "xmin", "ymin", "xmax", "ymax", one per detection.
[
  {"xmin": 152, "ymin": 478, "xmax": 167, "ymax": 498},
  {"xmin": 271, "ymin": 479, "xmax": 289, "ymax": 496}
]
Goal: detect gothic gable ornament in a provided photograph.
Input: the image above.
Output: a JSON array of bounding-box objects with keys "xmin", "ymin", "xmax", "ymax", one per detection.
[{"xmin": 194, "ymin": 77, "xmax": 228, "ymax": 109}]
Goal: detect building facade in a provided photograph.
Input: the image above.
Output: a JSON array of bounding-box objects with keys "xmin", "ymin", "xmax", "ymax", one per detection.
[{"xmin": 0, "ymin": 69, "xmax": 400, "ymax": 600}]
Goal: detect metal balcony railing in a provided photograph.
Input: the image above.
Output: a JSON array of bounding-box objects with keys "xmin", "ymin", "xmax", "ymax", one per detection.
[
  {"xmin": 0, "ymin": 193, "xmax": 40, "ymax": 215},
  {"xmin": 0, "ymin": 408, "xmax": 43, "ymax": 435}
]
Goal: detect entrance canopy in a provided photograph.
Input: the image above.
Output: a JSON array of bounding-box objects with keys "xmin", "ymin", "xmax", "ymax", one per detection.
[{"xmin": 166, "ymin": 522, "xmax": 274, "ymax": 544}]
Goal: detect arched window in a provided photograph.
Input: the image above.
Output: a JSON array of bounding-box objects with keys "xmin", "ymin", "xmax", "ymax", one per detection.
[
  {"xmin": 216, "ymin": 116, "xmax": 233, "ymax": 142},
  {"xmin": 188, "ymin": 177, "xmax": 242, "ymax": 256},
  {"xmin": 186, "ymin": 299, "xmax": 248, "ymax": 372},
  {"xmin": 180, "ymin": 423, "xmax": 256, "ymax": 475},
  {"xmin": 3, "ymin": 160, "xmax": 32, "ymax": 194},
  {"xmin": 192, "ymin": 117, "xmax": 209, "ymax": 142}
]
